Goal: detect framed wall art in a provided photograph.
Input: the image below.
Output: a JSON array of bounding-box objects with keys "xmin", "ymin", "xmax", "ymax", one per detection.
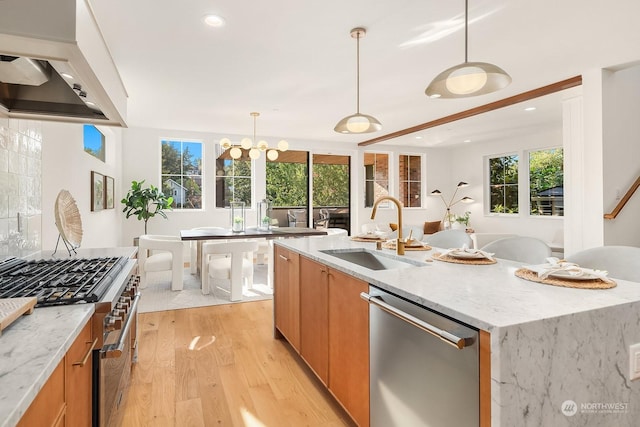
[
  {"xmin": 91, "ymin": 171, "xmax": 104, "ymax": 211},
  {"xmin": 104, "ymin": 175, "xmax": 115, "ymax": 209}
]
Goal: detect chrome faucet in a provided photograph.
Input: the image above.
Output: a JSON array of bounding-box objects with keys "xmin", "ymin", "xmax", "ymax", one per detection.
[{"xmin": 371, "ymin": 196, "xmax": 405, "ymax": 255}]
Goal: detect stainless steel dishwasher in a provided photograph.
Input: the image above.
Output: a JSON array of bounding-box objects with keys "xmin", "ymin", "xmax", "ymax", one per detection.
[{"xmin": 362, "ymin": 285, "xmax": 480, "ymax": 427}]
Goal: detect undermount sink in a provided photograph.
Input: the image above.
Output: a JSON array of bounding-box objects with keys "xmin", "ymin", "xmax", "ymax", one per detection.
[{"xmin": 320, "ymin": 248, "xmax": 425, "ymax": 271}]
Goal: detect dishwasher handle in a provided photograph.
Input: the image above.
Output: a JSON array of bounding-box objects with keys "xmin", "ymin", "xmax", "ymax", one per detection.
[{"xmin": 361, "ymin": 292, "xmax": 473, "ymax": 350}]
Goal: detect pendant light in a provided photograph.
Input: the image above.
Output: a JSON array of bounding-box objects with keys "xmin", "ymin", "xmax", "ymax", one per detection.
[
  {"xmin": 219, "ymin": 112, "xmax": 288, "ymax": 160},
  {"xmin": 334, "ymin": 27, "xmax": 382, "ymax": 134},
  {"xmin": 425, "ymin": 0, "xmax": 511, "ymax": 99}
]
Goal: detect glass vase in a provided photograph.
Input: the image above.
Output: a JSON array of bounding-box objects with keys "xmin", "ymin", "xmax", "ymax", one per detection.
[
  {"xmin": 230, "ymin": 201, "xmax": 245, "ymax": 232},
  {"xmin": 257, "ymin": 199, "xmax": 272, "ymax": 231}
]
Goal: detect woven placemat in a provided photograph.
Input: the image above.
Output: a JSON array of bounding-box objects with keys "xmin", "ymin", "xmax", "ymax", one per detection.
[
  {"xmin": 382, "ymin": 242, "xmax": 432, "ymax": 251},
  {"xmin": 350, "ymin": 236, "xmax": 386, "ymax": 243},
  {"xmin": 514, "ymin": 268, "xmax": 616, "ymax": 289},
  {"xmin": 431, "ymin": 252, "xmax": 496, "ymax": 265}
]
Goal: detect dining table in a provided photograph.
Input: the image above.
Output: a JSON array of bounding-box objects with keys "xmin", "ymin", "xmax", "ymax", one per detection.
[{"xmin": 180, "ymin": 227, "xmax": 328, "ymax": 288}]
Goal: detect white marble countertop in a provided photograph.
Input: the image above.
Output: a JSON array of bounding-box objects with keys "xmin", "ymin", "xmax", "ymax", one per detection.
[
  {"xmin": 0, "ymin": 247, "xmax": 137, "ymax": 427},
  {"xmin": 275, "ymin": 236, "xmax": 640, "ymax": 331},
  {"xmin": 0, "ymin": 304, "xmax": 94, "ymax": 427}
]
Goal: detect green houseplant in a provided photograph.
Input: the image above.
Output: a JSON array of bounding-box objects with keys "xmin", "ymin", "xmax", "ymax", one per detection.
[
  {"xmin": 121, "ymin": 180, "xmax": 173, "ymax": 234},
  {"xmin": 454, "ymin": 211, "xmax": 471, "ymax": 227}
]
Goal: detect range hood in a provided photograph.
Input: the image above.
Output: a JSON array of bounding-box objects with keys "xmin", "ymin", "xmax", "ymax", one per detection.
[{"xmin": 0, "ymin": 0, "xmax": 127, "ymax": 126}]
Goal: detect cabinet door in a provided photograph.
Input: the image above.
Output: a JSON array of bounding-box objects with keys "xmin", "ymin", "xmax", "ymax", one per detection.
[
  {"xmin": 328, "ymin": 269, "xmax": 369, "ymax": 427},
  {"xmin": 299, "ymin": 256, "xmax": 329, "ymax": 385},
  {"xmin": 17, "ymin": 359, "xmax": 65, "ymax": 427},
  {"xmin": 66, "ymin": 320, "xmax": 94, "ymax": 427},
  {"xmin": 274, "ymin": 245, "xmax": 301, "ymax": 351}
]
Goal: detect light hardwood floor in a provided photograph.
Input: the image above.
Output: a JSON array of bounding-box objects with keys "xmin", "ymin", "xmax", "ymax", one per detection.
[{"xmin": 121, "ymin": 300, "xmax": 355, "ymax": 426}]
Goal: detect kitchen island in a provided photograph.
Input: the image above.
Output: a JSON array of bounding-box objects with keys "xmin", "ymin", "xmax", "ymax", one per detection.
[{"xmin": 274, "ymin": 236, "xmax": 640, "ymax": 426}]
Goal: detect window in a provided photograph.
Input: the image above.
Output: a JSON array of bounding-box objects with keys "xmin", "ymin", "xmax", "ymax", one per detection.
[
  {"xmin": 529, "ymin": 148, "xmax": 564, "ymax": 216},
  {"xmin": 83, "ymin": 125, "xmax": 105, "ymax": 162},
  {"xmin": 364, "ymin": 152, "xmax": 389, "ymax": 207},
  {"xmin": 399, "ymin": 154, "xmax": 422, "ymax": 207},
  {"xmin": 488, "ymin": 154, "xmax": 519, "ymax": 213},
  {"xmin": 216, "ymin": 151, "xmax": 252, "ymax": 208},
  {"xmin": 161, "ymin": 139, "xmax": 203, "ymax": 209}
]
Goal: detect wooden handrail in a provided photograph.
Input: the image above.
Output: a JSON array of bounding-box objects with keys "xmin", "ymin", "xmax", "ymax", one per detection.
[{"xmin": 604, "ymin": 176, "xmax": 640, "ymax": 219}]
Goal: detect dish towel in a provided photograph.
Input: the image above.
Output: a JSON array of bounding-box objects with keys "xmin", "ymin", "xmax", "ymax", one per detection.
[{"xmin": 536, "ymin": 257, "xmax": 614, "ymax": 283}]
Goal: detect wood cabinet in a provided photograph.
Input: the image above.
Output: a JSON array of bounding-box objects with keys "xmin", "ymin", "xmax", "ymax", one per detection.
[
  {"xmin": 276, "ymin": 250, "xmax": 369, "ymax": 426},
  {"xmin": 274, "ymin": 245, "xmax": 301, "ymax": 351},
  {"xmin": 18, "ymin": 320, "xmax": 94, "ymax": 427},
  {"xmin": 299, "ymin": 256, "xmax": 329, "ymax": 385},
  {"xmin": 328, "ymin": 268, "xmax": 369, "ymax": 427},
  {"xmin": 65, "ymin": 320, "xmax": 95, "ymax": 426}
]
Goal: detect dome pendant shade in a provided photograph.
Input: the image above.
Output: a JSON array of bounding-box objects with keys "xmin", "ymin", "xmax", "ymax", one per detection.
[
  {"xmin": 334, "ymin": 113, "xmax": 382, "ymax": 134},
  {"xmin": 334, "ymin": 27, "xmax": 382, "ymax": 134},
  {"xmin": 425, "ymin": 61, "xmax": 511, "ymax": 98},
  {"xmin": 425, "ymin": 0, "xmax": 511, "ymax": 99}
]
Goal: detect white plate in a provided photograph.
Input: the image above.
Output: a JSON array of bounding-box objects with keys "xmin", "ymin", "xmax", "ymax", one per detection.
[{"xmin": 448, "ymin": 250, "xmax": 485, "ymax": 259}]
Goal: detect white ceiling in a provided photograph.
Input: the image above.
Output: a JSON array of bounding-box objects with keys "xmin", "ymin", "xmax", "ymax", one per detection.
[{"xmin": 89, "ymin": 0, "xmax": 640, "ymax": 148}]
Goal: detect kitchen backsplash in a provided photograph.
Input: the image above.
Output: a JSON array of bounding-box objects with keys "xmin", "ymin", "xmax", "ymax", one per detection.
[{"xmin": 0, "ymin": 118, "xmax": 42, "ymax": 259}]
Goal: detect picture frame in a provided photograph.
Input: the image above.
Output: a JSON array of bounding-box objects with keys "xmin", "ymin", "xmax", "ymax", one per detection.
[
  {"xmin": 104, "ymin": 175, "xmax": 115, "ymax": 209},
  {"xmin": 91, "ymin": 171, "xmax": 104, "ymax": 211}
]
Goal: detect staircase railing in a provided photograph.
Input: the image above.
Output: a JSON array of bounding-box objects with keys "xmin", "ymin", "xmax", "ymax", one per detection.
[{"xmin": 604, "ymin": 176, "xmax": 640, "ymax": 219}]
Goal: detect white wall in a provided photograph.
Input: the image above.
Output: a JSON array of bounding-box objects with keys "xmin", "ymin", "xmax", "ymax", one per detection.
[
  {"xmin": 41, "ymin": 122, "xmax": 123, "ymax": 250},
  {"xmin": 447, "ymin": 128, "xmax": 564, "ymax": 245},
  {"xmin": 602, "ymin": 65, "xmax": 640, "ymax": 246}
]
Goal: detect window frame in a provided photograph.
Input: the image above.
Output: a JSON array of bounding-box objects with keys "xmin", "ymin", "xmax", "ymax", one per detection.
[
  {"xmin": 215, "ymin": 154, "xmax": 254, "ymax": 209},
  {"xmin": 485, "ymin": 152, "xmax": 520, "ymax": 216},
  {"xmin": 160, "ymin": 138, "xmax": 204, "ymax": 211},
  {"xmin": 363, "ymin": 151, "xmax": 390, "ymax": 208},
  {"xmin": 398, "ymin": 153, "xmax": 424, "ymax": 209},
  {"xmin": 527, "ymin": 146, "xmax": 564, "ymax": 218}
]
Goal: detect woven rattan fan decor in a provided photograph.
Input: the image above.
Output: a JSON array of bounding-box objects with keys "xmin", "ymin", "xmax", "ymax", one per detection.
[{"xmin": 54, "ymin": 190, "xmax": 83, "ymax": 254}]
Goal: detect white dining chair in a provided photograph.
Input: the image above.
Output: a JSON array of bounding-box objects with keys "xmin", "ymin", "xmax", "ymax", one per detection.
[
  {"xmin": 424, "ymin": 229, "xmax": 472, "ymax": 249},
  {"xmin": 201, "ymin": 240, "xmax": 259, "ymax": 300},
  {"xmin": 480, "ymin": 236, "xmax": 551, "ymax": 264},
  {"xmin": 189, "ymin": 226, "xmax": 227, "ymax": 274},
  {"xmin": 138, "ymin": 234, "xmax": 184, "ymax": 291},
  {"xmin": 565, "ymin": 246, "xmax": 640, "ymax": 282}
]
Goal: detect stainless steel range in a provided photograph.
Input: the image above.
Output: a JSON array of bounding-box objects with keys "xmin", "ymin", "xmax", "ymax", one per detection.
[{"xmin": 0, "ymin": 255, "xmax": 139, "ymax": 427}]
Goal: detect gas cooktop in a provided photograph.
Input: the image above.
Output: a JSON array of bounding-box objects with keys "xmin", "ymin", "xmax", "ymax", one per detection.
[{"xmin": 0, "ymin": 256, "xmax": 128, "ymax": 307}]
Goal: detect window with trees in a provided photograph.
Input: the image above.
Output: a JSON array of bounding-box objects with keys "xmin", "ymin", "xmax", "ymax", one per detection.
[
  {"xmin": 488, "ymin": 154, "xmax": 519, "ymax": 214},
  {"xmin": 399, "ymin": 154, "xmax": 422, "ymax": 208},
  {"xmin": 266, "ymin": 150, "xmax": 308, "ymax": 207},
  {"xmin": 364, "ymin": 152, "xmax": 389, "ymax": 207},
  {"xmin": 529, "ymin": 148, "xmax": 563, "ymax": 216},
  {"xmin": 161, "ymin": 139, "xmax": 202, "ymax": 209},
  {"xmin": 83, "ymin": 125, "xmax": 105, "ymax": 162},
  {"xmin": 216, "ymin": 151, "xmax": 252, "ymax": 208}
]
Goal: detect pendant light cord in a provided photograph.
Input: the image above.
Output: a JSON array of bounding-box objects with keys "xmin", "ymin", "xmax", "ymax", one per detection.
[
  {"xmin": 464, "ymin": 0, "xmax": 469, "ymax": 63},
  {"xmin": 356, "ymin": 30, "xmax": 361, "ymax": 114}
]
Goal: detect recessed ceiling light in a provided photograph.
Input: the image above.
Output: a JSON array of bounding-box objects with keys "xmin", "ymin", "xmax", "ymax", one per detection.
[
  {"xmin": 61, "ymin": 72, "xmax": 74, "ymax": 79},
  {"xmin": 524, "ymin": 106, "xmax": 536, "ymax": 111},
  {"xmin": 464, "ymin": 139, "xmax": 471, "ymax": 143},
  {"xmin": 415, "ymin": 136, "xmax": 423, "ymax": 139},
  {"xmin": 203, "ymin": 14, "xmax": 226, "ymax": 27}
]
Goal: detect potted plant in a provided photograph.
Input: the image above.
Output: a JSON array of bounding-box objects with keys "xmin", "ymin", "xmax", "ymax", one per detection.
[
  {"xmin": 121, "ymin": 180, "xmax": 174, "ymax": 235},
  {"xmin": 453, "ymin": 211, "xmax": 471, "ymax": 230}
]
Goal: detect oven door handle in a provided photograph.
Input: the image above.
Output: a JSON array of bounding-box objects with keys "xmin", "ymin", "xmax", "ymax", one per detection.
[{"xmin": 102, "ymin": 292, "xmax": 140, "ymax": 359}]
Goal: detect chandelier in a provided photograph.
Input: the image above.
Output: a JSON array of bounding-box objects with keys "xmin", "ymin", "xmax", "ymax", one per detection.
[{"xmin": 219, "ymin": 112, "xmax": 289, "ymax": 160}]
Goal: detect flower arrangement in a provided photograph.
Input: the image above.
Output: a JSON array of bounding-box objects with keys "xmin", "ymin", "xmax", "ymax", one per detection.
[{"xmin": 454, "ymin": 211, "xmax": 471, "ymax": 227}]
